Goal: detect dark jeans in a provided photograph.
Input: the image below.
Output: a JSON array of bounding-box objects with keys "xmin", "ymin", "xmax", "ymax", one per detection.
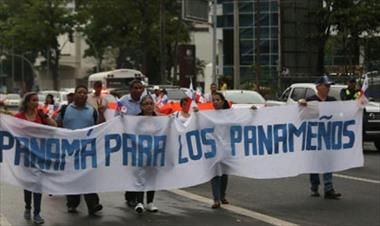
[
  {"xmin": 125, "ymin": 191, "xmax": 138, "ymax": 204},
  {"xmin": 24, "ymin": 190, "xmax": 42, "ymax": 216},
  {"xmin": 211, "ymin": 175, "xmax": 228, "ymax": 202},
  {"xmin": 66, "ymin": 193, "xmax": 100, "ymax": 211},
  {"xmin": 136, "ymin": 191, "xmax": 155, "ymax": 204},
  {"xmin": 310, "ymin": 173, "xmax": 333, "ymax": 192}
]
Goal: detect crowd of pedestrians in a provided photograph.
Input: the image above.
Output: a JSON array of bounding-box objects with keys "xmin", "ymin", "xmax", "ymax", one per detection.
[{"xmin": 4, "ymin": 75, "xmax": 349, "ymax": 224}]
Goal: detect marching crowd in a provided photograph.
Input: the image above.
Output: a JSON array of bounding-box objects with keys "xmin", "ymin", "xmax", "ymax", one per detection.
[{"xmin": 1, "ymin": 75, "xmax": 355, "ymax": 224}]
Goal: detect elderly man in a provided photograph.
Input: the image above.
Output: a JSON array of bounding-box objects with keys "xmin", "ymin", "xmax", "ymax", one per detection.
[{"xmin": 299, "ymin": 75, "xmax": 342, "ymax": 200}]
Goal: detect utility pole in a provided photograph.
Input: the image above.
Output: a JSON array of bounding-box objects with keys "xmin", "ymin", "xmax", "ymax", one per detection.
[
  {"xmin": 212, "ymin": 0, "xmax": 217, "ymax": 84},
  {"xmin": 160, "ymin": 0, "xmax": 166, "ymax": 83},
  {"xmin": 255, "ymin": 0, "xmax": 261, "ymax": 91},
  {"xmin": 233, "ymin": 0, "xmax": 240, "ymax": 89}
]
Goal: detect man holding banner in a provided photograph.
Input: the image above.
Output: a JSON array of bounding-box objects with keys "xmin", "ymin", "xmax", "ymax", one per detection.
[
  {"xmin": 116, "ymin": 79, "xmax": 145, "ymax": 208},
  {"xmin": 55, "ymin": 85, "xmax": 104, "ymax": 215},
  {"xmin": 299, "ymin": 75, "xmax": 342, "ymax": 200}
]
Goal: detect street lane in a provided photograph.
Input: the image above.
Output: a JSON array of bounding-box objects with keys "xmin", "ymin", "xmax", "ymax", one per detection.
[{"xmin": 185, "ymin": 149, "xmax": 380, "ymax": 226}]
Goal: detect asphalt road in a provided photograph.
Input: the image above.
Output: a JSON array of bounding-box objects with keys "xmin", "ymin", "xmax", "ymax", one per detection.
[{"xmin": 0, "ymin": 144, "xmax": 379, "ymax": 226}]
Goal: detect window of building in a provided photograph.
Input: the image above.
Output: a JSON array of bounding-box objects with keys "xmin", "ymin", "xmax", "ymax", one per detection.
[
  {"xmin": 223, "ymin": 29, "xmax": 234, "ymax": 65},
  {"xmin": 271, "ymin": 13, "xmax": 278, "ymax": 26},
  {"xmin": 240, "ymin": 28, "xmax": 253, "ymax": 39},
  {"xmin": 259, "ymin": 13, "xmax": 270, "ymax": 26},
  {"xmin": 240, "ymin": 40, "xmax": 254, "ymax": 55},
  {"xmin": 240, "ymin": 14, "xmax": 253, "ymax": 27},
  {"xmin": 239, "ymin": 2, "xmax": 253, "ymax": 13},
  {"xmin": 259, "ymin": 2, "xmax": 270, "ymax": 12},
  {"xmin": 241, "ymin": 54, "xmax": 254, "ymax": 65},
  {"xmin": 223, "ymin": 3, "xmax": 233, "ymax": 14},
  {"xmin": 259, "ymin": 40, "xmax": 270, "ymax": 53},
  {"xmin": 270, "ymin": 1, "xmax": 278, "ymax": 11}
]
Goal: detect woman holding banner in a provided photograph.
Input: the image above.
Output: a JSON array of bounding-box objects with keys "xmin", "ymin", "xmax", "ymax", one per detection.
[
  {"xmin": 14, "ymin": 92, "xmax": 57, "ymax": 224},
  {"xmin": 134, "ymin": 95, "xmax": 159, "ymax": 213},
  {"xmin": 210, "ymin": 92, "xmax": 230, "ymax": 209}
]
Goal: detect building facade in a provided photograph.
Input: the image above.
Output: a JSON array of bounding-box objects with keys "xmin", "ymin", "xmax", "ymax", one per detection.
[{"xmin": 216, "ymin": 0, "xmax": 321, "ymax": 89}]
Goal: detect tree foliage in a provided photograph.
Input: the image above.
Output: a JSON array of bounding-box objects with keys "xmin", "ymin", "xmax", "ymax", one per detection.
[
  {"xmin": 77, "ymin": 0, "xmax": 191, "ymax": 83},
  {"xmin": 309, "ymin": 0, "xmax": 380, "ymax": 74},
  {"xmin": 0, "ymin": 0, "xmax": 75, "ymax": 90}
]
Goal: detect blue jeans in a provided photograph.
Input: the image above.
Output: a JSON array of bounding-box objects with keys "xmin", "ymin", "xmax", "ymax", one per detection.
[
  {"xmin": 24, "ymin": 190, "xmax": 42, "ymax": 216},
  {"xmin": 211, "ymin": 175, "xmax": 228, "ymax": 202},
  {"xmin": 310, "ymin": 173, "xmax": 333, "ymax": 192}
]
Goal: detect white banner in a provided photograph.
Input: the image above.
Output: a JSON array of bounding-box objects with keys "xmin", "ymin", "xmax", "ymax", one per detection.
[{"xmin": 0, "ymin": 101, "xmax": 364, "ymax": 194}]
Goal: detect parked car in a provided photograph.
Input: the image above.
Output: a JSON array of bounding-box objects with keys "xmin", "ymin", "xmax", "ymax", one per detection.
[
  {"xmin": 4, "ymin": 93, "xmax": 21, "ymax": 108},
  {"xmin": 222, "ymin": 90, "xmax": 266, "ymax": 109},
  {"xmin": 273, "ymin": 83, "xmax": 380, "ymax": 151}
]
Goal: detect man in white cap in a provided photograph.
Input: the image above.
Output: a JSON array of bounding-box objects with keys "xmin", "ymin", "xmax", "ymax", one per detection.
[{"xmin": 151, "ymin": 85, "xmax": 160, "ymax": 103}]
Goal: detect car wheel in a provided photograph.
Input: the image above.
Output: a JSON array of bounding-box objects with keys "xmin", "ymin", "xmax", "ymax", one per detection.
[{"xmin": 375, "ymin": 141, "xmax": 380, "ymax": 151}]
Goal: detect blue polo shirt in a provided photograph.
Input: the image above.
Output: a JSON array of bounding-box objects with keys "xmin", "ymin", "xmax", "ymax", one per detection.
[
  {"xmin": 56, "ymin": 103, "xmax": 97, "ymax": 130},
  {"xmin": 117, "ymin": 94, "xmax": 142, "ymax": 116}
]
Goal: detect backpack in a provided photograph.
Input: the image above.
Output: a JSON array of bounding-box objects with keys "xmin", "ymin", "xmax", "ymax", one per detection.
[{"xmin": 60, "ymin": 104, "xmax": 98, "ymax": 124}]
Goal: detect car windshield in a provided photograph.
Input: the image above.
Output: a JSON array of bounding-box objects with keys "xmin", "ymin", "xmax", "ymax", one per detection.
[
  {"xmin": 330, "ymin": 86, "xmax": 343, "ymax": 100},
  {"xmin": 225, "ymin": 91, "xmax": 265, "ymax": 104}
]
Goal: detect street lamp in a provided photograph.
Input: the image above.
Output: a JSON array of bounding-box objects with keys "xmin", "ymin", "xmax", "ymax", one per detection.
[{"xmin": 0, "ymin": 53, "xmax": 41, "ymax": 92}]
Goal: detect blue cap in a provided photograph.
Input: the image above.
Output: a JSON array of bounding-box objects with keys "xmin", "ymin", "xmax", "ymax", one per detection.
[{"xmin": 315, "ymin": 75, "xmax": 334, "ymax": 85}]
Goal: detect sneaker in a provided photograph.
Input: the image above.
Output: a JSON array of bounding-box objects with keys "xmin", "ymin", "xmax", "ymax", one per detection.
[
  {"xmin": 33, "ymin": 215, "xmax": 45, "ymax": 224},
  {"xmin": 135, "ymin": 203, "xmax": 144, "ymax": 213},
  {"xmin": 67, "ymin": 207, "xmax": 77, "ymax": 213},
  {"xmin": 211, "ymin": 202, "xmax": 221, "ymax": 209},
  {"xmin": 311, "ymin": 190, "xmax": 320, "ymax": 197},
  {"xmin": 324, "ymin": 190, "xmax": 342, "ymax": 199},
  {"xmin": 221, "ymin": 199, "xmax": 229, "ymax": 204},
  {"xmin": 146, "ymin": 203, "xmax": 158, "ymax": 212},
  {"xmin": 89, "ymin": 204, "xmax": 103, "ymax": 215},
  {"xmin": 24, "ymin": 209, "xmax": 31, "ymax": 220}
]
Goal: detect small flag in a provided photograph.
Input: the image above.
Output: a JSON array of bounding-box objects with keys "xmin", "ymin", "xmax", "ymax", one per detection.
[
  {"xmin": 184, "ymin": 97, "xmax": 193, "ymax": 113},
  {"xmin": 358, "ymin": 75, "xmax": 369, "ymax": 106}
]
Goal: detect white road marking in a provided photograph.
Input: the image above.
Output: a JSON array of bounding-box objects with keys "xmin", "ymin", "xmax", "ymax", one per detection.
[
  {"xmin": 170, "ymin": 189, "xmax": 299, "ymax": 226},
  {"xmin": 334, "ymin": 173, "xmax": 380, "ymax": 184},
  {"xmin": 0, "ymin": 213, "xmax": 12, "ymax": 226}
]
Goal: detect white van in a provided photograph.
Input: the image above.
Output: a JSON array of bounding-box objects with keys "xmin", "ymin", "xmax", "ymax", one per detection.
[{"xmin": 88, "ymin": 69, "xmax": 148, "ymax": 93}]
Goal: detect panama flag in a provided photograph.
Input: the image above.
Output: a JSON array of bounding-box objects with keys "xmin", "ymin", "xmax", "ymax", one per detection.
[{"xmin": 358, "ymin": 74, "xmax": 369, "ymax": 106}]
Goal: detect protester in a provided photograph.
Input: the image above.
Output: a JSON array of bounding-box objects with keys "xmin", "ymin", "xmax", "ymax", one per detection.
[
  {"xmin": 173, "ymin": 97, "xmax": 192, "ymax": 123},
  {"xmin": 340, "ymin": 77, "xmax": 360, "ymax": 100},
  {"xmin": 87, "ymin": 81, "xmax": 108, "ymax": 115},
  {"xmin": 56, "ymin": 92, "xmax": 74, "ymax": 127},
  {"xmin": 55, "ymin": 85, "xmax": 104, "ymax": 215},
  {"xmin": 40, "ymin": 94, "xmax": 57, "ymax": 118},
  {"xmin": 15, "ymin": 92, "xmax": 57, "ymax": 224},
  {"xmin": 151, "ymin": 85, "xmax": 160, "ymax": 103},
  {"xmin": 298, "ymin": 75, "xmax": 342, "ymax": 200},
  {"xmin": 204, "ymin": 83, "xmax": 218, "ymax": 103},
  {"xmin": 116, "ymin": 79, "xmax": 145, "ymax": 207},
  {"xmin": 210, "ymin": 92, "xmax": 230, "ymax": 209},
  {"xmin": 156, "ymin": 88, "xmax": 168, "ymax": 107},
  {"xmin": 134, "ymin": 95, "xmax": 159, "ymax": 213}
]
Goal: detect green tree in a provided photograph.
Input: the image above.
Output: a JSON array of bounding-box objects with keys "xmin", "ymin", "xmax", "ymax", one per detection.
[
  {"xmin": 1, "ymin": 0, "xmax": 75, "ymax": 90},
  {"xmin": 309, "ymin": 0, "xmax": 380, "ymax": 75},
  {"xmin": 78, "ymin": 0, "xmax": 190, "ymax": 83}
]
